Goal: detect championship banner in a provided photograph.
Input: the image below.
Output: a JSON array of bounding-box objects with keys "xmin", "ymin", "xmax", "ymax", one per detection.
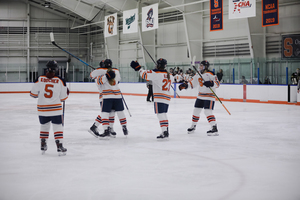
[
  {"xmin": 262, "ymin": 0, "xmax": 279, "ymax": 27},
  {"xmin": 228, "ymin": 0, "xmax": 256, "ymax": 19},
  {"xmin": 142, "ymin": 3, "xmax": 159, "ymax": 32},
  {"xmin": 210, "ymin": 0, "xmax": 223, "ymax": 31},
  {"xmin": 282, "ymin": 34, "xmax": 300, "ymax": 59},
  {"xmin": 104, "ymin": 13, "xmax": 117, "ymax": 38},
  {"xmin": 123, "ymin": 8, "xmax": 138, "ymax": 34}
]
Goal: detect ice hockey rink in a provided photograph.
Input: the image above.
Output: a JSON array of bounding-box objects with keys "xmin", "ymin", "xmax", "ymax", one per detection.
[{"xmin": 0, "ymin": 92, "xmax": 299, "ymax": 200}]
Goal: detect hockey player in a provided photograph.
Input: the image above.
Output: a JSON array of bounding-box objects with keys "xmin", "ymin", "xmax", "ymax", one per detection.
[
  {"xmin": 96, "ymin": 59, "xmax": 128, "ymax": 139},
  {"xmin": 88, "ymin": 60, "xmax": 116, "ymax": 138},
  {"xmin": 30, "ymin": 60, "xmax": 69, "ymax": 155},
  {"xmin": 130, "ymin": 58, "xmax": 174, "ymax": 139},
  {"xmin": 179, "ymin": 60, "xmax": 220, "ymax": 136}
]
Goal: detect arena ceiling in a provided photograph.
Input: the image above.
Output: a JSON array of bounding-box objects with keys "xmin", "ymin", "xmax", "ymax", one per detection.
[{"xmin": 26, "ymin": 0, "xmax": 195, "ymax": 26}]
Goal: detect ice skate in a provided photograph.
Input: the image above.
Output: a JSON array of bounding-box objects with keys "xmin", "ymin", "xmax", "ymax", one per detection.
[
  {"xmin": 207, "ymin": 125, "xmax": 219, "ymax": 136},
  {"xmin": 122, "ymin": 125, "xmax": 128, "ymax": 136},
  {"xmin": 99, "ymin": 127, "xmax": 111, "ymax": 140},
  {"xmin": 41, "ymin": 139, "xmax": 47, "ymax": 155},
  {"xmin": 110, "ymin": 127, "xmax": 117, "ymax": 138},
  {"xmin": 187, "ymin": 125, "xmax": 196, "ymax": 134},
  {"xmin": 88, "ymin": 124, "xmax": 100, "ymax": 138},
  {"xmin": 55, "ymin": 140, "xmax": 67, "ymax": 156},
  {"xmin": 157, "ymin": 130, "xmax": 169, "ymax": 140}
]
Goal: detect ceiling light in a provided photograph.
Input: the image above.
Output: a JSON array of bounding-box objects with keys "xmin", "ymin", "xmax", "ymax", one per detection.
[{"xmin": 45, "ymin": 2, "xmax": 50, "ymax": 8}]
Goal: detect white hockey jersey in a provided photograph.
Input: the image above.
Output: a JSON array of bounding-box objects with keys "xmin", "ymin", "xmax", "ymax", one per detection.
[
  {"xmin": 139, "ymin": 69, "xmax": 174, "ymax": 104},
  {"xmin": 30, "ymin": 75, "xmax": 68, "ymax": 116},
  {"xmin": 175, "ymin": 74, "xmax": 183, "ymax": 83},
  {"xmin": 188, "ymin": 71, "xmax": 220, "ymax": 101},
  {"xmin": 90, "ymin": 67, "xmax": 108, "ymax": 102},
  {"xmin": 97, "ymin": 68, "xmax": 122, "ymax": 99}
]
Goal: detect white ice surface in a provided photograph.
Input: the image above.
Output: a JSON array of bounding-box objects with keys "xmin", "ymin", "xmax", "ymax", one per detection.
[{"xmin": 0, "ymin": 93, "xmax": 300, "ymax": 200}]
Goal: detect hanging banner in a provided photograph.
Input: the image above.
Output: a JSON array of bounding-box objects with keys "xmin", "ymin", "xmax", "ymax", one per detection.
[
  {"xmin": 142, "ymin": 3, "xmax": 159, "ymax": 32},
  {"xmin": 228, "ymin": 0, "xmax": 256, "ymax": 19},
  {"xmin": 123, "ymin": 8, "xmax": 138, "ymax": 34},
  {"xmin": 104, "ymin": 13, "xmax": 117, "ymax": 38},
  {"xmin": 210, "ymin": 0, "xmax": 223, "ymax": 31},
  {"xmin": 262, "ymin": 0, "xmax": 279, "ymax": 27},
  {"xmin": 282, "ymin": 34, "xmax": 300, "ymax": 59}
]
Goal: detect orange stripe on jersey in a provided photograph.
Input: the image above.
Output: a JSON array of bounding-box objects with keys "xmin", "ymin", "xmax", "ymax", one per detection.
[
  {"xmin": 206, "ymin": 71, "xmax": 214, "ymax": 76},
  {"xmin": 198, "ymin": 93, "xmax": 215, "ymax": 98},
  {"xmin": 142, "ymin": 72, "xmax": 148, "ymax": 80},
  {"xmin": 37, "ymin": 104, "xmax": 62, "ymax": 112},
  {"xmin": 189, "ymin": 80, "xmax": 194, "ymax": 89},
  {"xmin": 61, "ymin": 96, "xmax": 68, "ymax": 102},
  {"xmin": 97, "ymin": 75, "xmax": 105, "ymax": 85},
  {"xmin": 38, "ymin": 108, "xmax": 62, "ymax": 112},
  {"xmin": 153, "ymin": 93, "xmax": 171, "ymax": 101},
  {"xmin": 102, "ymin": 89, "xmax": 121, "ymax": 96},
  {"xmin": 30, "ymin": 92, "xmax": 38, "ymax": 98},
  {"xmin": 38, "ymin": 104, "xmax": 61, "ymax": 107}
]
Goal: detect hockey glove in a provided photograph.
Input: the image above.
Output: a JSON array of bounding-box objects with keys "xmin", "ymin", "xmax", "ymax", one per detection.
[
  {"xmin": 179, "ymin": 82, "xmax": 188, "ymax": 91},
  {"xmin": 203, "ymin": 81, "xmax": 214, "ymax": 88},
  {"xmin": 105, "ymin": 70, "xmax": 115, "ymax": 80},
  {"xmin": 130, "ymin": 61, "xmax": 141, "ymax": 71}
]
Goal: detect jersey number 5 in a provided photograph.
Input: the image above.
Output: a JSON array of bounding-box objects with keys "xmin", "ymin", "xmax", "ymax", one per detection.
[
  {"xmin": 162, "ymin": 79, "xmax": 171, "ymax": 91},
  {"xmin": 44, "ymin": 84, "xmax": 54, "ymax": 98},
  {"xmin": 198, "ymin": 78, "xmax": 204, "ymax": 87}
]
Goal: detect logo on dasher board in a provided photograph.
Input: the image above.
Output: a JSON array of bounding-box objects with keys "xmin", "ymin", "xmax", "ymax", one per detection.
[{"xmin": 125, "ymin": 14, "xmax": 136, "ymax": 29}]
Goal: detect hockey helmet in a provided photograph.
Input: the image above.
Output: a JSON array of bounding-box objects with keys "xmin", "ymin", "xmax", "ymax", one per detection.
[
  {"xmin": 156, "ymin": 58, "xmax": 167, "ymax": 69},
  {"xmin": 104, "ymin": 59, "xmax": 112, "ymax": 68},
  {"xmin": 99, "ymin": 60, "xmax": 105, "ymax": 68},
  {"xmin": 46, "ymin": 60, "xmax": 58, "ymax": 73},
  {"xmin": 200, "ymin": 60, "xmax": 210, "ymax": 73}
]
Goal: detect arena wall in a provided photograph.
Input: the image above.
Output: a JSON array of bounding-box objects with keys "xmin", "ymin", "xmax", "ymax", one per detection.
[{"xmin": 0, "ymin": 82, "xmax": 299, "ymax": 105}]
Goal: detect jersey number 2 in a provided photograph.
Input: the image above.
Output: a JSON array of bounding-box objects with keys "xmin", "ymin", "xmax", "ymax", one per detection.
[
  {"xmin": 162, "ymin": 79, "xmax": 171, "ymax": 91},
  {"xmin": 44, "ymin": 84, "xmax": 54, "ymax": 98}
]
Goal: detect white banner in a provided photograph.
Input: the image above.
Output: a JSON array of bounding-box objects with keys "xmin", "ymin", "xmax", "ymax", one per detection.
[
  {"xmin": 123, "ymin": 8, "xmax": 138, "ymax": 34},
  {"xmin": 142, "ymin": 3, "xmax": 159, "ymax": 32},
  {"xmin": 104, "ymin": 13, "xmax": 117, "ymax": 37},
  {"xmin": 228, "ymin": 0, "xmax": 256, "ymax": 19}
]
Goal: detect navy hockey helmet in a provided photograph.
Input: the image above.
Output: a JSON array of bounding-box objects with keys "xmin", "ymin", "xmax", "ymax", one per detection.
[
  {"xmin": 99, "ymin": 60, "xmax": 105, "ymax": 68},
  {"xmin": 156, "ymin": 58, "xmax": 167, "ymax": 69},
  {"xmin": 104, "ymin": 59, "xmax": 112, "ymax": 68},
  {"xmin": 200, "ymin": 60, "xmax": 210, "ymax": 72},
  {"xmin": 46, "ymin": 60, "xmax": 58, "ymax": 73}
]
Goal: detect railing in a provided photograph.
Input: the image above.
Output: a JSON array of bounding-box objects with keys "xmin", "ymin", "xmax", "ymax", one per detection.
[{"xmin": 1, "ymin": 58, "xmax": 299, "ymax": 85}]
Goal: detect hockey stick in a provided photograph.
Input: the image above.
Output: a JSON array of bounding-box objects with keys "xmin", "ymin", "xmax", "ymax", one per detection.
[
  {"xmin": 192, "ymin": 56, "xmax": 231, "ymax": 115},
  {"xmin": 121, "ymin": 93, "xmax": 132, "ymax": 117},
  {"xmin": 50, "ymin": 32, "xmax": 95, "ymax": 70},
  {"xmin": 50, "ymin": 32, "xmax": 131, "ymax": 117},
  {"xmin": 137, "ymin": 41, "xmax": 180, "ymax": 98},
  {"xmin": 62, "ymin": 58, "xmax": 70, "ymax": 126}
]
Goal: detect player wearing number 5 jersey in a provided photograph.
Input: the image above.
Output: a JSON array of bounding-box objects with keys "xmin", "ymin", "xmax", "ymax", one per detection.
[
  {"xmin": 179, "ymin": 60, "xmax": 220, "ymax": 136},
  {"xmin": 131, "ymin": 58, "xmax": 174, "ymax": 139},
  {"xmin": 30, "ymin": 60, "xmax": 69, "ymax": 155}
]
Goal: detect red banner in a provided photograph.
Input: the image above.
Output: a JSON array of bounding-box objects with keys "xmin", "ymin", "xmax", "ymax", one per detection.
[
  {"xmin": 262, "ymin": 0, "xmax": 279, "ymax": 27},
  {"xmin": 210, "ymin": 0, "xmax": 223, "ymax": 31}
]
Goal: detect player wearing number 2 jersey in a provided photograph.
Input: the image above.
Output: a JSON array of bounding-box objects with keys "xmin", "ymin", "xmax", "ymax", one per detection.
[
  {"xmin": 131, "ymin": 58, "xmax": 174, "ymax": 139},
  {"xmin": 179, "ymin": 60, "xmax": 220, "ymax": 136},
  {"xmin": 30, "ymin": 60, "xmax": 69, "ymax": 155}
]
